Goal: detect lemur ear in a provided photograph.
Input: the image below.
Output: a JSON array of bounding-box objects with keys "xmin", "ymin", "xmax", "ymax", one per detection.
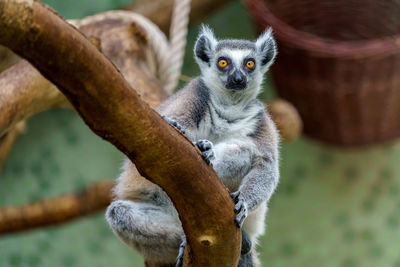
[
  {"xmin": 194, "ymin": 25, "xmax": 217, "ymax": 66},
  {"xmin": 255, "ymin": 28, "xmax": 277, "ymax": 72}
]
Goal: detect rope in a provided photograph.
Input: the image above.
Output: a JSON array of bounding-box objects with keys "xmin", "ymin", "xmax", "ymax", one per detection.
[
  {"xmin": 164, "ymin": 0, "xmax": 191, "ymax": 93},
  {"xmin": 69, "ymin": 0, "xmax": 191, "ymax": 95}
]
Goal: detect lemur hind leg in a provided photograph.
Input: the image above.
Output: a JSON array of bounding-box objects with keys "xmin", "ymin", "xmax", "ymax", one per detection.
[{"xmin": 106, "ymin": 200, "xmax": 183, "ymax": 265}]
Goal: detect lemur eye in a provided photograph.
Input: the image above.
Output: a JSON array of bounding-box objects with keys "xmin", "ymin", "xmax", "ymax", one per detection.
[
  {"xmin": 218, "ymin": 59, "xmax": 228, "ymax": 68},
  {"xmin": 246, "ymin": 60, "xmax": 255, "ymax": 69}
]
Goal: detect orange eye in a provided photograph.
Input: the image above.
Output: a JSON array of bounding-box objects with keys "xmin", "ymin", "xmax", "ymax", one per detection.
[
  {"xmin": 218, "ymin": 59, "xmax": 228, "ymax": 68},
  {"xmin": 246, "ymin": 60, "xmax": 255, "ymax": 68}
]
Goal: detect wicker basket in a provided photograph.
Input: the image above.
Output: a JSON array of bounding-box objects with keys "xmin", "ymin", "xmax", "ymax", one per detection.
[{"xmin": 247, "ymin": 0, "xmax": 400, "ymax": 147}]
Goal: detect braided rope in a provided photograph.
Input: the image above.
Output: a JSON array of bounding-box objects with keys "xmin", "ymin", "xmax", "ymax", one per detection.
[
  {"xmin": 69, "ymin": 0, "xmax": 191, "ymax": 95},
  {"xmin": 163, "ymin": 0, "xmax": 192, "ymax": 93}
]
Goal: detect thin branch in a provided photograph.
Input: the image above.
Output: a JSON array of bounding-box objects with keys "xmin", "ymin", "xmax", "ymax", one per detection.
[{"xmin": 0, "ymin": 180, "xmax": 114, "ymax": 234}]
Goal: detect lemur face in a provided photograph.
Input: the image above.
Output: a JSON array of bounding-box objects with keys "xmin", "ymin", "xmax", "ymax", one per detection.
[
  {"xmin": 194, "ymin": 25, "xmax": 277, "ymax": 93},
  {"xmin": 214, "ymin": 43, "xmax": 257, "ymax": 91}
]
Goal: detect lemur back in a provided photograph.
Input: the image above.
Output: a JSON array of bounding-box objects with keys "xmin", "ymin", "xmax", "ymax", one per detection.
[{"xmin": 107, "ymin": 25, "xmax": 280, "ymax": 267}]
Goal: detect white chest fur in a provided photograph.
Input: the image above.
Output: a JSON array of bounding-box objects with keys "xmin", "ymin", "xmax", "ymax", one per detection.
[{"xmin": 195, "ymin": 96, "xmax": 262, "ymax": 144}]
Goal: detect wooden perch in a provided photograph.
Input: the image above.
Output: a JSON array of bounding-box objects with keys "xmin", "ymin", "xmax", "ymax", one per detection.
[
  {"xmin": 0, "ymin": 180, "xmax": 114, "ymax": 234},
  {"xmin": 0, "ymin": 1, "xmax": 240, "ymax": 266},
  {"xmin": 0, "ymin": 61, "xmax": 67, "ymax": 137},
  {"xmin": 0, "ymin": 17, "xmax": 168, "ymax": 137}
]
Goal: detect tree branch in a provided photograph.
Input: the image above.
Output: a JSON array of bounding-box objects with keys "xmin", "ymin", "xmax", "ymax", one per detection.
[
  {"xmin": 0, "ymin": 180, "xmax": 114, "ymax": 234},
  {"xmin": 0, "ymin": 60, "xmax": 67, "ymax": 136},
  {"xmin": 0, "ymin": 1, "xmax": 240, "ymax": 266}
]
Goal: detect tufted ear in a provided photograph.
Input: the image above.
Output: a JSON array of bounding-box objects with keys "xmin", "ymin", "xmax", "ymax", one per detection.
[
  {"xmin": 194, "ymin": 25, "xmax": 217, "ymax": 67},
  {"xmin": 255, "ymin": 28, "xmax": 277, "ymax": 72}
]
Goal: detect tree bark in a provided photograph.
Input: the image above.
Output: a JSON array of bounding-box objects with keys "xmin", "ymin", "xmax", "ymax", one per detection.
[
  {"xmin": 0, "ymin": 1, "xmax": 240, "ymax": 266},
  {"xmin": 0, "ymin": 180, "xmax": 114, "ymax": 234},
  {"xmin": 0, "ymin": 60, "xmax": 67, "ymax": 137}
]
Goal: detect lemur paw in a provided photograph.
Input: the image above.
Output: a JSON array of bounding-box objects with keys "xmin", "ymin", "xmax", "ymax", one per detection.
[
  {"xmin": 195, "ymin": 139, "xmax": 215, "ymax": 165},
  {"xmin": 176, "ymin": 235, "xmax": 186, "ymax": 267},
  {"xmin": 230, "ymin": 191, "xmax": 248, "ymax": 228},
  {"xmin": 163, "ymin": 116, "xmax": 186, "ymax": 135}
]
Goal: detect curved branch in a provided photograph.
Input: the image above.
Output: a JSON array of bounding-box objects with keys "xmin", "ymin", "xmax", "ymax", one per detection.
[
  {"xmin": 0, "ymin": 61, "xmax": 67, "ymax": 136},
  {"xmin": 0, "ymin": 1, "xmax": 240, "ymax": 266},
  {"xmin": 0, "ymin": 17, "xmax": 167, "ymax": 137}
]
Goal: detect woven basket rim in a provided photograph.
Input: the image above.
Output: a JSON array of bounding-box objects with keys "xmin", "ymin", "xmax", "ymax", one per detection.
[{"xmin": 247, "ymin": 0, "xmax": 400, "ymax": 59}]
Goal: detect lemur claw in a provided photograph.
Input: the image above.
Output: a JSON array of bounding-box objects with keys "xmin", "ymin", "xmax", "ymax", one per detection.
[
  {"xmin": 230, "ymin": 191, "xmax": 248, "ymax": 228},
  {"xmin": 176, "ymin": 235, "xmax": 186, "ymax": 267},
  {"xmin": 195, "ymin": 139, "xmax": 215, "ymax": 165},
  {"xmin": 163, "ymin": 116, "xmax": 186, "ymax": 135}
]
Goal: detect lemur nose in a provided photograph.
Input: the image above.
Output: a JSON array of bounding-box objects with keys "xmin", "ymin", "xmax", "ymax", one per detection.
[{"xmin": 233, "ymin": 71, "xmax": 244, "ymax": 84}]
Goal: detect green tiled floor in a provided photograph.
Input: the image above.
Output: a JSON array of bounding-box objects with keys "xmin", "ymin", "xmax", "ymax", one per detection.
[{"xmin": 1, "ymin": 1, "xmax": 400, "ymax": 266}]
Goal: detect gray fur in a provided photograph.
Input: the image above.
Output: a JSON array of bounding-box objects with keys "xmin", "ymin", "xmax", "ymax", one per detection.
[
  {"xmin": 106, "ymin": 25, "xmax": 279, "ymax": 267},
  {"xmin": 216, "ymin": 40, "xmax": 256, "ymax": 52},
  {"xmin": 192, "ymin": 79, "xmax": 210, "ymax": 127}
]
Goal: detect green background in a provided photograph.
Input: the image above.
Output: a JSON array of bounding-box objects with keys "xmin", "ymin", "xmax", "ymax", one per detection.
[{"xmin": 1, "ymin": 1, "xmax": 400, "ymax": 266}]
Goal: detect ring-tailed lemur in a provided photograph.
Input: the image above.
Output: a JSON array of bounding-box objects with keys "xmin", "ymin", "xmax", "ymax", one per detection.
[{"xmin": 106, "ymin": 25, "xmax": 279, "ymax": 267}]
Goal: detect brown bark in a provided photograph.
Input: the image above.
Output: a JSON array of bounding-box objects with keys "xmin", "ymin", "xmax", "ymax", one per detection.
[
  {"xmin": 0, "ymin": 61, "xmax": 67, "ymax": 137},
  {"xmin": 123, "ymin": 0, "xmax": 235, "ymax": 34},
  {"xmin": 0, "ymin": 1, "xmax": 240, "ymax": 266},
  {"xmin": 0, "ymin": 180, "xmax": 114, "ymax": 234},
  {"xmin": 0, "ymin": 18, "xmax": 167, "ymax": 137}
]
